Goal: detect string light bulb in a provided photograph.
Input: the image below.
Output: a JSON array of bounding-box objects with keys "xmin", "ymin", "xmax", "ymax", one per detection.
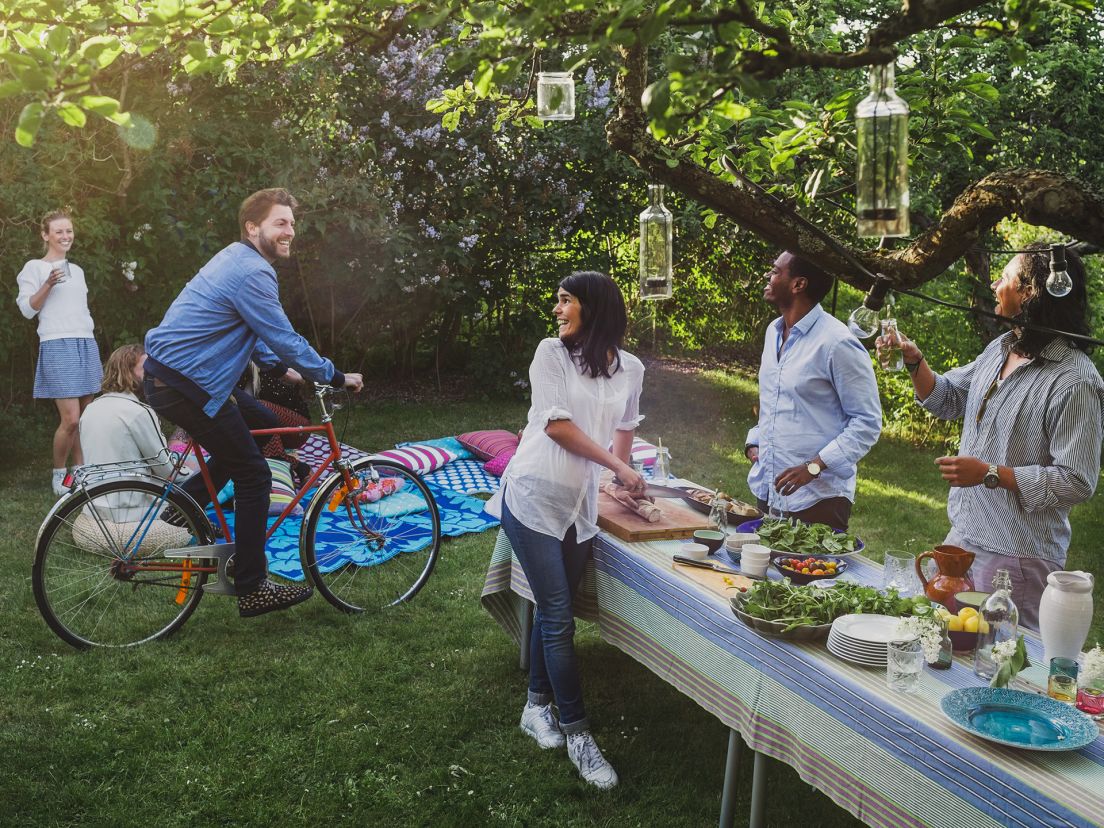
[{"xmin": 1046, "ymin": 245, "xmax": 1073, "ymax": 297}]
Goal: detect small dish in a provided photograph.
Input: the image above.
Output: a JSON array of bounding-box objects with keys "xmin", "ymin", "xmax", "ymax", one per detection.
[
  {"xmin": 726, "ymin": 532, "xmax": 760, "ymax": 552},
  {"xmin": 680, "ymin": 542, "xmax": 709, "ymax": 562},
  {"xmin": 692, "ymin": 530, "xmax": 726, "ymax": 554}
]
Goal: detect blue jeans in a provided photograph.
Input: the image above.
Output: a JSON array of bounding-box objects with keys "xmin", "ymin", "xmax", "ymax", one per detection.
[
  {"xmin": 500, "ymin": 498, "xmax": 592, "ymax": 734},
  {"xmin": 143, "ymin": 376, "xmax": 277, "ymax": 595}
]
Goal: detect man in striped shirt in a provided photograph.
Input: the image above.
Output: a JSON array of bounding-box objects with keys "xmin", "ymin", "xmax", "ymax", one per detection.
[{"xmin": 879, "ymin": 246, "xmax": 1103, "ymax": 628}]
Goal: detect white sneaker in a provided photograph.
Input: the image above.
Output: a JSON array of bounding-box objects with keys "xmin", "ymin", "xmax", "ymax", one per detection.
[
  {"xmin": 51, "ymin": 469, "xmax": 68, "ymax": 497},
  {"xmin": 566, "ymin": 731, "xmax": 618, "ymax": 789},
  {"xmin": 519, "ymin": 702, "xmax": 565, "ymax": 749}
]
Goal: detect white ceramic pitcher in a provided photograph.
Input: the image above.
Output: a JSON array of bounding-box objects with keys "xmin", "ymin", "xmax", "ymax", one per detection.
[{"xmin": 1038, "ymin": 570, "xmax": 1094, "ymax": 666}]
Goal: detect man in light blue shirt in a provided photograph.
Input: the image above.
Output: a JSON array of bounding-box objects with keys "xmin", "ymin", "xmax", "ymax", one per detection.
[
  {"xmin": 144, "ymin": 188, "xmax": 364, "ymax": 618},
  {"xmin": 744, "ymin": 252, "xmax": 881, "ymax": 530}
]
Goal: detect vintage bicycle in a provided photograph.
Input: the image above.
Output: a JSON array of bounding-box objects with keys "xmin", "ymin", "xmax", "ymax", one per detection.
[{"xmin": 32, "ymin": 384, "xmax": 442, "ymax": 649}]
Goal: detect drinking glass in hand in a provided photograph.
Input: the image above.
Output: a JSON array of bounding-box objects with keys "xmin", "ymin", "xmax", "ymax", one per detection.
[
  {"xmin": 52, "ymin": 260, "xmax": 71, "ymax": 284},
  {"xmin": 879, "ymin": 318, "xmax": 904, "ymax": 371}
]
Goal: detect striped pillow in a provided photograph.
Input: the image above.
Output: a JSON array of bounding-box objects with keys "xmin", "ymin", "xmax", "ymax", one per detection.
[
  {"xmin": 369, "ymin": 444, "xmax": 456, "ymax": 474},
  {"xmin": 268, "ymin": 458, "xmax": 303, "ymax": 516},
  {"xmin": 458, "ymin": 430, "xmax": 520, "ymax": 461}
]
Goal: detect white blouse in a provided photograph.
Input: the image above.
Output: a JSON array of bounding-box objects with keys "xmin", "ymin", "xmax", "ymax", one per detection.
[{"xmin": 485, "ymin": 338, "xmax": 645, "ymax": 542}]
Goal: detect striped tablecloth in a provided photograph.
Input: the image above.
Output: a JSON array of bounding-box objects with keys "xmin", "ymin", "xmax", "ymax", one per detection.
[{"xmin": 481, "ymin": 529, "xmax": 1104, "ymax": 828}]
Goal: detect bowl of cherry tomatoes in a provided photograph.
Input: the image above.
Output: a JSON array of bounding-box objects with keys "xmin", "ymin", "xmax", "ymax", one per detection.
[{"xmin": 771, "ymin": 555, "xmax": 847, "ymax": 585}]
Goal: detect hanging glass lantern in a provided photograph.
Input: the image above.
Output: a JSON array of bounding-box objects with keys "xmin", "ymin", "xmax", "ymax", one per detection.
[
  {"xmin": 536, "ymin": 72, "xmax": 575, "ymax": 121},
  {"xmin": 856, "ymin": 63, "xmax": 910, "ymax": 238},
  {"xmin": 639, "ymin": 184, "xmax": 673, "ymax": 300},
  {"xmin": 1046, "ymin": 245, "xmax": 1073, "ymax": 297}
]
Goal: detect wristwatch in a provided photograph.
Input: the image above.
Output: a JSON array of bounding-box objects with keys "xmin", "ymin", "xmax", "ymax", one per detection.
[
  {"xmin": 983, "ymin": 463, "xmax": 1000, "ymax": 489},
  {"xmin": 806, "ymin": 461, "xmax": 822, "ymax": 477}
]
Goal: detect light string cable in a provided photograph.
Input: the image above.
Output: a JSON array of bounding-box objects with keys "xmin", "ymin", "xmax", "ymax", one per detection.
[{"xmin": 719, "ymin": 152, "xmax": 1104, "ymax": 347}]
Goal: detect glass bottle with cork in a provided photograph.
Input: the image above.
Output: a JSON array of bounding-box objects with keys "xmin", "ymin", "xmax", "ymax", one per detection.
[{"xmin": 973, "ymin": 569, "xmax": 1019, "ymax": 681}]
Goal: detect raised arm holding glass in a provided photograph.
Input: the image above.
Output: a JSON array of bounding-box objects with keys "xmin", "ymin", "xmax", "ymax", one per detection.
[{"xmin": 876, "ymin": 245, "xmax": 1104, "ymax": 628}]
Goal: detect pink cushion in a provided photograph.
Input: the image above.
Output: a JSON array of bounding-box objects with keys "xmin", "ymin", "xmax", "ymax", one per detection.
[
  {"xmin": 458, "ymin": 429, "xmax": 520, "ymax": 461},
  {"xmin": 369, "ymin": 444, "xmax": 455, "ymax": 474},
  {"xmin": 482, "ymin": 447, "xmax": 516, "ymax": 477}
]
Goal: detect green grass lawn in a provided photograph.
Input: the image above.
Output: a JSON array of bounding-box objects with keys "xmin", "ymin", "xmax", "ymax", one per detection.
[{"xmin": 2, "ymin": 361, "xmax": 1101, "ymax": 827}]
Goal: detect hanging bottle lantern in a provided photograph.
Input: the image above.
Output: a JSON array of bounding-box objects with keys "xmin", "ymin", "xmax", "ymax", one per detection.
[
  {"xmin": 846, "ymin": 274, "xmax": 894, "ymax": 339},
  {"xmin": 536, "ymin": 72, "xmax": 575, "ymax": 121},
  {"xmin": 855, "ymin": 63, "xmax": 910, "ymax": 238},
  {"xmin": 639, "ymin": 184, "xmax": 673, "ymax": 300}
]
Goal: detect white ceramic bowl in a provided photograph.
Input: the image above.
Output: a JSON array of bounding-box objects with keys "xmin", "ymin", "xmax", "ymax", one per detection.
[
  {"xmin": 680, "ymin": 542, "xmax": 710, "ymax": 562},
  {"xmin": 742, "ymin": 543, "xmax": 772, "ymax": 558},
  {"xmin": 725, "ymin": 532, "xmax": 760, "ymax": 552},
  {"xmin": 742, "ymin": 558, "xmax": 769, "ymax": 578}
]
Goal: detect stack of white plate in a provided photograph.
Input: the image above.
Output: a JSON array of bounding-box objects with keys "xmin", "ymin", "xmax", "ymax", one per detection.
[{"xmin": 827, "ymin": 614, "xmax": 912, "ymax": 667}]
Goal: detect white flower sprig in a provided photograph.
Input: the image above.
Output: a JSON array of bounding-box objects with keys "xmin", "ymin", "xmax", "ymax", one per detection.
[
  {"xmin": 989, "ymin": 634, "xmax": 1028, "ymax": 688},
  {"xmin": 895, "ymin": 616, "xmax": 942, "ymax": 664},
  {"xmin": 1083, "ymin": 644, "xmax": 1104, "ymax": 686}
]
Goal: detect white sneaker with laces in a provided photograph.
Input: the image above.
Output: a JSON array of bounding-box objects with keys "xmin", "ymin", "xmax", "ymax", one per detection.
[
  {"xmin": 519, "ymin": 702, "xmax": 565, "ymax": 749},
  {"xmin": 51, "ymin": 469, "xmax": 68, "ymax": 497},
  {"xmin": 566, "ymin": 731, "xmax": 619, "ymax": 789}
]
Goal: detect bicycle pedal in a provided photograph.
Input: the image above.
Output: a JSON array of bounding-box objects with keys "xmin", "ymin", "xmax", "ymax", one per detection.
[{"xmin": 165, "ymin": 543, "xmax": 237, "ymax": 596}]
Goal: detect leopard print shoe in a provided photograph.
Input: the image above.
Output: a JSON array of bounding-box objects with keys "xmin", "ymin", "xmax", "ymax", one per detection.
[{"xmin": 238, "ymin": 579, "xmax": 314, "ymax": 618}]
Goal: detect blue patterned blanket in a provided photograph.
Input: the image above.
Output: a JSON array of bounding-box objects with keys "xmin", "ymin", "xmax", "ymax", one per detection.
[{"xmin": 213, "ymin": 479, "xmax": 497, "ymax": 581}]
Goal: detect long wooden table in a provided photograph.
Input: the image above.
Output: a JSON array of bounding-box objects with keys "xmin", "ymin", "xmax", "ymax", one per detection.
[{"xmin": 482, "ymin": 528, "xmax": 1104, "ymax": 828}]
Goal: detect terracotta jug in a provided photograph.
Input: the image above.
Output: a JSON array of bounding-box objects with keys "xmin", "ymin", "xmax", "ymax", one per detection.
[{"xmin": 915, "ymin": 545, "xmax": 975, "ymax": 609}]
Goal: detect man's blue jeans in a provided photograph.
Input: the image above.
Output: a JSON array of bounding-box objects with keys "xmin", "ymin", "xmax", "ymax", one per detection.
[{"xmin": 500, "ymin": 498, "xmax": 592, "ymax": 734}]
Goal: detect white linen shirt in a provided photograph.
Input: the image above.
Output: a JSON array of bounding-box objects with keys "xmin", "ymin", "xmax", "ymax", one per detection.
[
  {"xmin": 485, "ymin": 338, "xmax": 645, "ymax": 542},
  {"xmin": 15, "ymin": 259, "xmax": 95, "ymax": 341},
  {"xmin": 79, "ymin": 392, "xmax": 174, "ymax": 522}
]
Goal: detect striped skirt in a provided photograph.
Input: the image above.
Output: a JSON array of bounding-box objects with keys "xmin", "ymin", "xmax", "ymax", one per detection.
[{"xmin": 33, "ymin": 337, "xmax": 103, "ymax": 399}]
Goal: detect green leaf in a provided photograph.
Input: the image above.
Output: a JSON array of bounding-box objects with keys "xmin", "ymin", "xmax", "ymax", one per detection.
[
  {"xmin": 0, "ymin": 80, "xmax": 23, "ymax": 100},
  {"xmin": 966, "ymin": 122, "xmax": 996, "ymax": 140},
  {"xmin": 56, "ymin": 102, "xmax": 86, "ymax": 127},
  {"xmin": 47, "ymin": 25, "xmax": 71, "ymax": 56},
  {"xmin": 714, "ymin": 100, "xmax": 750, "ymax": 121},
  {"xmin": 15, "ymin": 102, "xmax": 45, "ymax": 147},
  {"xmin": 442, "ymin": 109, "xmax": 461, "ymax": 131},
  {"xmin": 116, "ymin": 112, "xmax": 156, "ymax": 149},
  {"xmin": 642, "ymin": 78, "xmax": 671, "ymax": 118},
  {"xmin": 78, "ymin": 94, "xmax": 121, "ymax": 117},
  {"xmin": 18, "ymin": 68, "xmax": 50, "ymax": 93}
]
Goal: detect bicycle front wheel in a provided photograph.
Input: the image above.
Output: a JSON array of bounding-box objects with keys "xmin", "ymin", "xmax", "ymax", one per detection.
[
  {"xmin": 301, "ymin": 459, "xmax": 442, "ymax": 612},
  {"xmin": 32, "ymin": 478, "xmax": 215, "ymax": 649}
]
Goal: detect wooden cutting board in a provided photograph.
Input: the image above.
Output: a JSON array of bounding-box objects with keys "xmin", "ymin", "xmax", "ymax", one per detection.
[{"xmin": 597, "ymin": 489, "xmax": 712, "ymax": 542}]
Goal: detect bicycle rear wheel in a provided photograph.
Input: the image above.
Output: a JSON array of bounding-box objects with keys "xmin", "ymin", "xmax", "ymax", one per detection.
[
  {"xmin": 32, "ymin": 478, "xmax": 215, "ymax": 649},
  {"xmin": 301, "ymin": 459, "xmax": 442, "ymax": 612}
]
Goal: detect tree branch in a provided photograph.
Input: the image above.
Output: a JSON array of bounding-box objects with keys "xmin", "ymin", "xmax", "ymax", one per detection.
[{"xmin": 607, "ymin": 42, "xmax": 1104, "ymax": 291}]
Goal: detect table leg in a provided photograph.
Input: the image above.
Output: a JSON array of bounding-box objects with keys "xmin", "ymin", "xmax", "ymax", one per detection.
[
  {"xmin": 749, "ymin": 748, "xmax": 767, "ymax": 828},
  {"xmin": 718, "ymin": 728, "xmax": 742, "ymax": 827},
  {"xmin": 518, "ymin": 599, "xmax": 533, "ymax": 672}
]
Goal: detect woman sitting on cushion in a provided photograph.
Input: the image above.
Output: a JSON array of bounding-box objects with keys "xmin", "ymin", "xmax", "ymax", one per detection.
[{"xmin": 74, "ymin": 344, "xmax": 190, "ymax": 548}]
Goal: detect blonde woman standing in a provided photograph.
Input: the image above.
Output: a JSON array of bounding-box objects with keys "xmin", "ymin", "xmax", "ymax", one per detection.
[{"xmin": 16, "ymin": 210, "xmax": 102, "ymax": 495}]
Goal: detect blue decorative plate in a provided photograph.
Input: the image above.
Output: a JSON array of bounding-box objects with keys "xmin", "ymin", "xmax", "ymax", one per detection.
[
  {"xmin": 733, "ymin": 518, "xmax": 865, "ymax": 556},
  {"xmin": 940, "ymin": 687, "xmax": 1100, "ymax": 751}
]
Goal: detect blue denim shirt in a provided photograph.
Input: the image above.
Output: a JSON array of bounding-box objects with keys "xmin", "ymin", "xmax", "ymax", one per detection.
[
  {"xmin": 145, "ymin": 242, "xmax": 341, "ymax": 417},
  {"xmin": 746, "ymin": 304, "xmax": 882, "ymax": 511}
]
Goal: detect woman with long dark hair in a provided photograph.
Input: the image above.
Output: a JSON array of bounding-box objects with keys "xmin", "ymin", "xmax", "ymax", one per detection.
[
  {"xmin": 486, "ymin": 271, "xmax": 646, "ymax": 789},
  {"xmin": 877, "ymin": 245, "xmax": 1104, "ymax": 627}
]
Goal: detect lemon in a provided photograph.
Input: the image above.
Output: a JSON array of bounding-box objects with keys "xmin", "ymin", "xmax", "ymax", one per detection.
[
  {"xmin": 935, "ymin": 607, "xmax": 953, "ymax": 621},
  {"xmin": 946, "ymin": 615, "xmax": 964, "ymax": 632},
  {"xmin": 958, "ymin": 607, "xmax": 979, "ymax": 620},
  {"xmin": 963, "ymin": 616, "xmax": 980, "ymax": 633},
  {"xmin": 979, "ymin": 619, "xmax": 990, "ymax": 634}
]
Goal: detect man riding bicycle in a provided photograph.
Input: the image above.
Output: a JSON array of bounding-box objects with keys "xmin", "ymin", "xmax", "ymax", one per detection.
[{"xmin": 143, "ymin": 187, "xmax": 364, "ymax": 618}]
